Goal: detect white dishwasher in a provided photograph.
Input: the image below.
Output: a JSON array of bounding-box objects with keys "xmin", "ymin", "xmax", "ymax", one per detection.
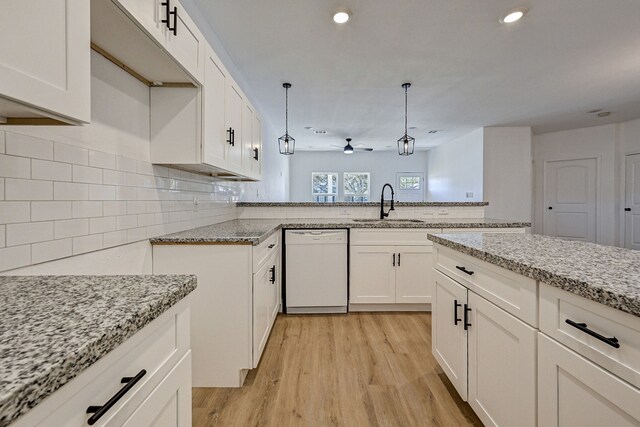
[{"xmin": 285, "ymin": 229, "xmax": 348, "ymax": 313}]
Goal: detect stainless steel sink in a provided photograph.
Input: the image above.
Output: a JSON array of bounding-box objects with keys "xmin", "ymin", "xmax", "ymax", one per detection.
[{"xmin": 352, "ymin": 219, "xmax": 424, "ymax": 223}]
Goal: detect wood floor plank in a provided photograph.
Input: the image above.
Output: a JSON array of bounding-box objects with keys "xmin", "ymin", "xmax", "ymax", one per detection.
[{"xmin": 193, "ymin": 312, "xmax": 483, "ymax": 427}]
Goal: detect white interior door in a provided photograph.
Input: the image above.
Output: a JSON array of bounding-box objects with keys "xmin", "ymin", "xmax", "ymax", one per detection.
[
  {"xmin": 544, "ymin": 158, "xmax": 597, "ymax": 242},
  {"xmin": 396, "ymin": 172, "xmax": 425, "ymax": 202},
  {"xmin": 625, "ymin": 153, "xmax": 640, "ymax": 250}
]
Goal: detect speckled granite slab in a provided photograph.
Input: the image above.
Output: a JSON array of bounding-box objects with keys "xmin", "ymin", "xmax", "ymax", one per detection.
[
  {"xmin": 0, "ymin": 275, "xmax": 197, "ymax": 427},
  {"xmin": 428, "ymin": 233, "xmax": 640, "ymax": 318},
  {"xmin": 150, "ymin": 218, "xmax": 530, "ymax": 245},
  {"xmin": 238, "ymin": 201, "xmax": 489, "ymax": 207}
]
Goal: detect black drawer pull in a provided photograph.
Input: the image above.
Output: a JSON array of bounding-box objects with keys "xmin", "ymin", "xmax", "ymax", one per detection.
[
  {"xmin": 392, "ymin": 253, "xmax": 396, "ymax": 267},
  {"xmin": 397, "ymin": 253, "xmax": 401, "ymax": 266},
  {"xmin": 625, "ymin": 208, "xmax": 631, "ymax": 212},
  {"xmin": 463, "ymin": 304, "xmax": 472, "ymax": 330},
  {"xmin": 565, "ymin": 319, "xmax": 620, "ymax": 348},
  {"xmin": 227, "ymin": 127, "xmax": 234, "ymax": 146},
  {"xmin": 161, "ymin": 0, "xmax": 171, "ymax": 29},
  {"xmin": 87, "ymin": 369, "xmax": 146, "ymax": 425},
  {"xmin": 269, "ymin": 266, "xmax": 276, "ymax": 284},
  {"xmin": 268, "ymin": 244, "xmax": 275, "ymax": 249},
  {"xmin": 253, "ymin": 148, "xmax": 259, "ymax": 161},
  {"xmin": 454, "ymin": 299, "xmax": 462, "ymax": 325},
  {"xmin": 170, "ymin": 6, "xmax": 177, "ymax": 36},
  {"xmin": 456, "ymin": 265, "xmax": 474, "ymax": 276}
]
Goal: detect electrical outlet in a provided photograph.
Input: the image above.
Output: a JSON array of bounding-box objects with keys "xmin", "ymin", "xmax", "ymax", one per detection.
[
  {"xmin": 423, "ymin": 209, "xmax": 435, "ymax": 216},
  {"xmin": 193, "ymin": 196, "xmax": 199, "ymax": 212},
  {"xmin": 466, "ymin": 192, "xmax": 474, "ymax": 198},
  {"xmin": 339, "ymin": 209, "xmax": 351, "ymax": 216}
]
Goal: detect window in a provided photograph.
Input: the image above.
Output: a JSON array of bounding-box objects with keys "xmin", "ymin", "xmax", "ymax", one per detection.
[
  {"xmin": 312, "ymin": 172, "xmax": 338, "ymax": 202},
  {"xmin": 344, "ymin": 172, "xmax": 370, "ymax": 202},
  {"xmin": 396, "ymin": 172, "xmax": 425, "ymax": 202}
]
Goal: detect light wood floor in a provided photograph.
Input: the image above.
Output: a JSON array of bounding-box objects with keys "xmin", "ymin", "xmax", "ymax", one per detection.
[{"xmin": 193, "ymin": 312, "xmax": 482, "ymax": 427}]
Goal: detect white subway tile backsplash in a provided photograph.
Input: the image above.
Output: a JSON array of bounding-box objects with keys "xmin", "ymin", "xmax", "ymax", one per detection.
[
  {"xmin": 0, "ymin": 134, "xmax": 243, "ymax": 272},
  {"xmin": 54, "ymin": 182, "xmax": 88, "ymax": 200},
  {"xmin": 0, "ymin": 154, "xmax": 31, "ymax": 179},
  {"xmin": 73, "ymin": 165, "xmax": 103, "ymax": 184},
  {"xmin": 89, "ymin": 150, "xmax": 116, "ymax": 170},
  {"xmin": 31, "ymin": 201, "xmax": 72, "ymax": 221},
  {"xmin": 103, "ymin": 169, "xmax": 127, "ymax": 186},
  {"xmin": 89, "ymin": 216, "xmax": 116, "ymax": 234},
  {"xmin": 5, "ymin": 179, "xmax": 52, "ymax": 201},
  {"xmin": 116, "ymin": 214, "xmax": 138, "ymax": 230},
  {"xmin": 0, "ymin": 245, "xmax": 31, "ymax": 271},
  {"xmin": 72, "ymin": 201, "xmax": 103, "ymax": 218},
  {"xmin": 32, "ymin": 239, "xmax": 72, "ymax": 264},
  {"xmin": 54, "ymin": 218, "xmax": 89, "ymax": 239},
  {"xmin": 54, "ymin": 143, "xmax": 88, "ymax": 165},
  {"xmin": 89, "ymin": 184, "xmax": 115, "ymax": 200},
  {"xmin": 103, "ymin": 201, "xmax": 126, "ymax": 216},
  {"xmin": 72, "ymin": 234, "xmax": 103, "ymax": 255},
  {"xmin": 6, "ymin": 133, "xmax": 53, "ymax": 160},
  {"xmin": 6, "ymin": 221, "xmax": 53, "ymax": 246},
  {"xmin": 0, "ymin": 202, "xmax": 30, "ymax": 224},
  {"xmin": 31, "ymin": 159, "xmax": 72, "ymax": 182}
]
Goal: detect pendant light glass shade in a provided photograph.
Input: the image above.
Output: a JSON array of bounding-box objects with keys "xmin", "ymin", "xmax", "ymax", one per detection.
[
  {"xmin": 397, "ymin": 83, "xmax": 415, "ymax": 156},
  {"xmin": 278, "ymin": 83, "xmax": 295, "ymax": 155}
]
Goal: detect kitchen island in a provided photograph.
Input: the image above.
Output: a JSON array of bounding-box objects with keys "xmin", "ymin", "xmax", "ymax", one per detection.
[
  {"xmin": 428, "ymin": 232, "xmax": 640, "ymax": 427},
  {"xmin": 0, "ymin": 275, "xmax": 197, "ymax": 427}
]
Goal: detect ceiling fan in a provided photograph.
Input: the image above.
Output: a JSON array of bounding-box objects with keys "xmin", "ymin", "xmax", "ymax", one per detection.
[{"xmin": 330, "ymin": 138, "xmax": 374, "ymax": 154}]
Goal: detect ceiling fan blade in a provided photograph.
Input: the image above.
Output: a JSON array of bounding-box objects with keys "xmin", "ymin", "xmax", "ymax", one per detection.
[
  {"xmin": 329, "ymin": 145, "xmax": 344, "ymax": 148},
  {"xmin": 355, "ymin": 147, "xmax": 374, "ymax": 151}
]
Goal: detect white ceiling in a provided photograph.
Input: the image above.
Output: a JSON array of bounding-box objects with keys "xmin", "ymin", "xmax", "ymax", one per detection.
[{"xmin": 194, "ymin": 0, "xmax": 640, "ymax": 151}]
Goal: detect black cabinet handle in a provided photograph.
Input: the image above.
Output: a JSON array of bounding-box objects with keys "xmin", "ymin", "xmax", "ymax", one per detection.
[
  {"xmin": 161, "ymin": 0, "xmax": 171, "ymax": 29},
  {"xmin": 463, "ymin": 304, "xmax": 472, "ymax": 330},
  {"xmin": 87, "ymin": 369, "xmax": 146, "ymax": 425},
  {"xmin": 625, "ymin": 208, "xmax": 631, "ymax": 212},
  {"xmin": 565, "ymin": 319, "xmax": 620, "ymax": 348},
  {"xmin": 397, "ymin": 253, "xmax": 401, "ymax": 266},
  {"xmin": 269, "ymin": 266, "xmax": 276, "ymax": 284},
  {"xmin": 268, "ymin": 243, "xmax": 275, "ymax": 249},
  {"xmin": 455, "ymin": 265, "xmax": 474, "ymax": 276},
  {"xmin": 392, "ymin": 253, "xmax": 396, "ymax": 267},
  {"xmin": 253, "ymin": 148, "xmax": 259, "ymax": 161},
  {"xmin": 454, "ymin": 299, "xmax": 462, "ymax": 325},
  {"xmin": 227, "ymin": 128, "xmax": 234, "ymax": 146},
  {"xmin": 170, "ymin": 6, "xmax": 177, "ymax": 36},
  {"xmin": 548, "ymin": 206, "xmax": 553, "ymax": 210}
]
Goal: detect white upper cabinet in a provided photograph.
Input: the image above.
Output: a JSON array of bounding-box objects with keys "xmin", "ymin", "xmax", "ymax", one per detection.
[
  {"xmin": 0, "ymin": 0, "xmax": 90, "ymax": 124},
  {"xmin": 202, "ymin": 48, "xmax": 228, "ymax": 168},
  {"xmin": 113, "ymin": 0, "xmax": 166, "ymax": 43},
  {"xmin": 251, "ymin": 115, "xmax": 263, "ymax": 178},
  {"xmin": 242, "ymin": 103, "xmax": 254, "ymax": 176},
  {"xmin": 162, "ymin": 0, "xmax": 205, "ymax": 84},
  {"xmin": 225, "ymin": 81, "xmax": 244, "ymax": 172}
]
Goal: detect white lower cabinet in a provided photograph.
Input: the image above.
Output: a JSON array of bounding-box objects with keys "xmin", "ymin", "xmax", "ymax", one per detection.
[
  {"xmin": 432, "ymin": 271, "xmax": 468, "ymax": 400},
  {"xmin": 467, "ymin": 292, "xmax": 536, "ymax": 427},
  {"xmin": 152, "ymin": 232, "xmax": 280, "ymax": 387},
  {"xmin": 538, "ymin": 333, "xmax": 640, "ymax": 427},
  {"xmin": 349, "ymin": 229, "xmax": 436, "ymax": 308}
]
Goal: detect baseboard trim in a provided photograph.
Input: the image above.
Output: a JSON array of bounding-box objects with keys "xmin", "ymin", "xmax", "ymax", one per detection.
[{"xmin": 349, "ymin": 303, "xmax": 431, "ymax": 312}]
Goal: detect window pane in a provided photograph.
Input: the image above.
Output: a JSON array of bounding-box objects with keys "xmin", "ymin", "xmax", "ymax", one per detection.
[
  {"xmin": 344, "ymin": 173, "xmax": 370, "ymax": 195},
  {"xmin": 399, "ymin": 176, "xmax": 420, "ymax": 190}
]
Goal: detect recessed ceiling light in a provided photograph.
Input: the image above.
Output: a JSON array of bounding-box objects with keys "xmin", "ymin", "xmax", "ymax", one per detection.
[
  {"xmin": 304, "ymin": 126, "xmax": 313, "ymax": 130},
  {"xmin": 500, "ymin": 8, "xmax": 527, "ymax": 24},
  {"xmin": 314, "ymin": 130, "xmax": 327, "ymax": 134},
  {"xmin": 598, "ymin": 112, "xmax": 612, "ymax": 117},
  {"xmin": 333, "ymin": 9, "xmax": 351, "ymax": 24}
]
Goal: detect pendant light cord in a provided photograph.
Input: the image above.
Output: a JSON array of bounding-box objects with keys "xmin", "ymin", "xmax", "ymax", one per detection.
[
  {"xmin": 285, "ymin": 86, "xmax": 289, "ymax": 136},
  {"xmin": 404, "ymin": 85, "xmax": 408, "ymax": 135}
]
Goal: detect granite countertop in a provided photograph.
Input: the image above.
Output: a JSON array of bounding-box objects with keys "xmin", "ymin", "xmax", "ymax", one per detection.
[
  {"xmin": 428, "ymin": 233, "xmax": 640, "ymax": 318},
  {"xmin": 238, "ymin": 201, "xmax": 489, "ymax": 207},
  {"xmin": 0, "ymin": 275, "xmax": 197, "ymax": 427},
  {"xmin": 150, "ymin": 218, "xmax": 531, "ymax": 245}
]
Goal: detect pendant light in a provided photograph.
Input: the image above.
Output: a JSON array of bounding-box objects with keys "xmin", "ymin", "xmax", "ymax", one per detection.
[
  {"xmin": 344, "ymin": 138, "xmax": 354, "ymax": 154},
  {"xmin": 397, "ymin": 83, "xmax": 415, "ymax": 156},
  {"xmin": 278, "ymin": 83, "xmax": 295, "ymax": 155}
]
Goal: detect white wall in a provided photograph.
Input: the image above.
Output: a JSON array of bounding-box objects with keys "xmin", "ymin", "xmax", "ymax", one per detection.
[
  {"xmin": 532, "ymin": 124, "xmax": 618, "ymax": 245},
  {"xmin": 288, "ymin": 151, "xmax": 429, "ymax": 202},
  {"xmin": 426, "ymin": 129, "xmax": 484, "ymax": 202},
  {"xmin": 483, "ymin": 127, "xmax": 532, "ymax": 221}
]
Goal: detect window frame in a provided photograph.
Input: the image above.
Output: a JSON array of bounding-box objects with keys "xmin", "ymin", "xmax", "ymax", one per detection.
[
  {"xmin": 343, "ymin": 172, "xmax": 371, "ymax": 202},
  {"xmin": 311, "ymin": 172, "xmax": 339, "ymax": 203}
]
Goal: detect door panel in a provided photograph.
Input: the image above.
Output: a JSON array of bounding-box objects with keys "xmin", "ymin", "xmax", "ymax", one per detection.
[
  {"xmin": 225, "ymin": 81, "xmax": 243, "ymax": 172},
  {"xmin": 625, "ymin": 153, "xmax": 640, "ymax": 250},
  {"xmin": 544, "ymin": 158, "xmax": 597, "ymax": 242},
  {"xmin": 349, "ymin": 246, "xmax": 396, "ymax": 304},
  {"xmin": 162, "ymin": 0, "xmax": 204, "ymax": 83},
  {"xmin": 251, "ymin": 115, "xmax": 263, "ymax": 178},
  {"xmin": 202, "ymin": 50, "xmax": 227, "ymax": 167},
  {"xmin": 468, "ymin": 292, "xmax": 536, "ymax": 427},
  {"xmin": 432, "ymin": 271, "xmax": 468, "ymax": 400},
  {"xmin": 242, "ymin": 103, "xmax": 253, "ymax": 176},
  {"xmin": 395, "ymin": 245, "xmax": 432, "ymax": 304}
]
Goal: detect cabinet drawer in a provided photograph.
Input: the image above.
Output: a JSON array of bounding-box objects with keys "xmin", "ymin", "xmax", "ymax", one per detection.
[
  {"xmin": 351, "ymin": 228, "xmax": 439, "ymax": 246},
  {"xmin": 434, "ymin": 246, "xmax": 537, "ymax": 326},
  {"xmin": 253, "ymin": 231, "xmax": 280, "ymax": 272},
  {"xmin": 539, "ymin": 283, "xmax": 640, "ymax": 389},
  {"xmin": 15, "ymin": 299, "xmax": 190, "ymax": 427},
  {"xmin": 538, "ymin": 333, "xmax": 640, "ymax": 427}
]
